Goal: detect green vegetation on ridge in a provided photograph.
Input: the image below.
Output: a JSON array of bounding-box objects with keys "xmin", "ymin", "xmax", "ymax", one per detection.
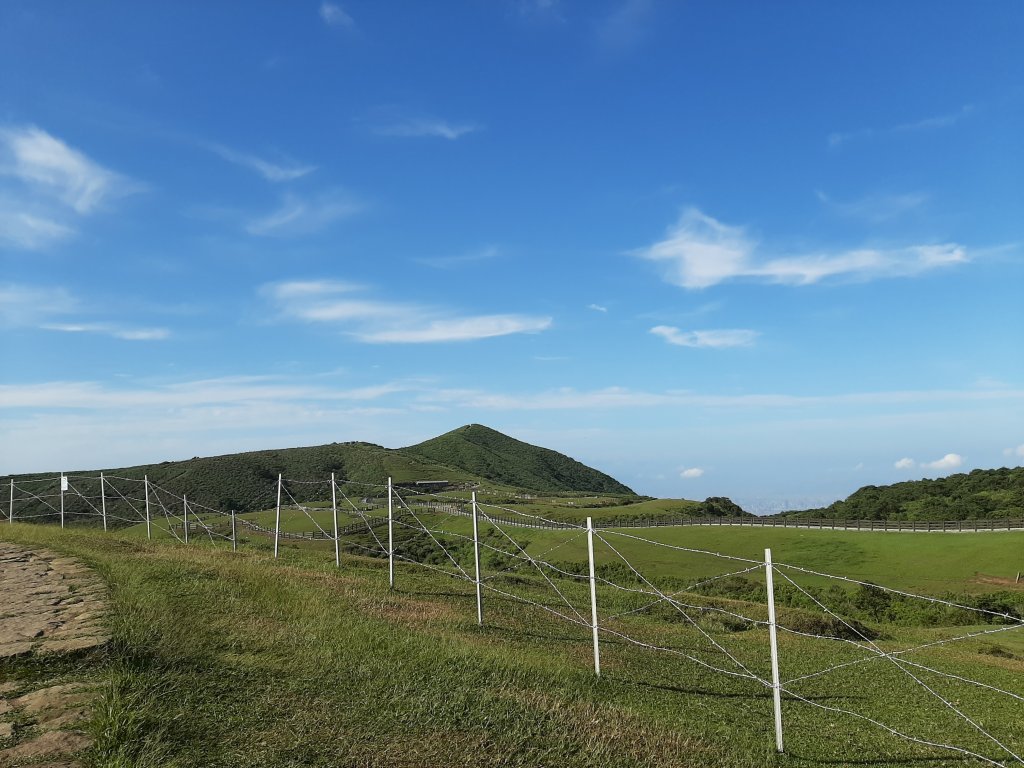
[{"xmin": 779, "ymin": 467, "xmax": 1024, "ymax": 521}]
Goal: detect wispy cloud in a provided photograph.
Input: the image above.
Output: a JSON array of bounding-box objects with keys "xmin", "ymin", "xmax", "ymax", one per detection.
[
  {"xmin": 587, "ymin": 304, "xmax": 608, "ymax": 313},
  {"xmin": 829, "ymin": 105, "xmax": 974, "ymax": 148},
  {"xmin": 635, "ymin": 208, "xmax": 967, "ymax": 289},
  {"xmin": 650, "ymin": 326, "xmax": 758, "ymax": 348},
  {"xmin": 895, "ymin": 453, "xmax": 965, "ymax": 472},
  {"xmin": 246, "ymin": 191, "xmax": 363, "ymax": 236},
  {"xmin": 207, "ymin": 143, "xmax": 316, "ymax": 182},
  {"xmin": 816, "ymin": 190, "xmax": 928, "ymax": 223},
  {"xmin": 263, "ymin": 279, "xmax": 552, "ymax": 343},
  {"xmin": 415, "ymin": 245, "xmax": 499, "ymax": 270},
  {"xmin": 419, "ymin": 385, "xmax": 1024, "ymax": 412},
  {"xmin": 42, "ymin": 323, "xmax": 170, "ymax": 341},
  {"xmin": 371, "ymin": 117, "xmax": 480, "ymax": 140},
  {"xmin": 319, "ymin": 2, "xmax": 354, "ymax": 28},
  {"xmin": 680, "ymin": 467, "xmax": 704, "ymax": 479},
  {"xmin": 0, "ymin": 125, "xmax": 140, "ymax": 250},
  {"xmin": 894, "ymin": 457, "xmax": 915, "ymax": 470},
  {"xmin": 1, "ymin": 283, "xmax": 167, "ymax": 341}
]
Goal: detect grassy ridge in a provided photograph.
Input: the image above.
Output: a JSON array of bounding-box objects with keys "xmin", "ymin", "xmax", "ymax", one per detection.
[{"xmin": 405, "ymin": 424, "xmax": 635, "ymax": 495}]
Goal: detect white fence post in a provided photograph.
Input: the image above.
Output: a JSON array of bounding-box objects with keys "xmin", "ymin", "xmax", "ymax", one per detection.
[
  {"xmin": 183, "ymin": 494, "xmax": 189, "ymax": 544},
  {"xmin": 587, "ymin": 516, "xmax": 601, "ymax": 677},
  {"xmin": 387, "ymin": 477, "xmax": 394, "ymax": 589},
  {"xmin": 8, "ymin": 479, "xmax": 12, "ymax": 524},
  {"xmin": 472, "ymin": 491, "xmax": 483, "ymax": 626},
  {"xmin": 144, "ymin": 475, "xmax": 151, "ymax": 540},
  {"xmin": 60, "ymin": 474, "xmax": 66, "ymax": 529},
  {"xmin": 274, "ymin": 474, "xmax": 282, "ymax": 559},
  {"xmin": 331, "ymin": 473, "xmax": 340, "ymax": 568},
  {"xmin": 231, "ymin": 510, "xmax": 237, "ymax": 552},
  {"xmin": 100, "ymin": 472, "xmax": 108, "ymax": 531},
  {"xmin": 765, "ymin": 547, "xmax": 784, "ymax": 753}
]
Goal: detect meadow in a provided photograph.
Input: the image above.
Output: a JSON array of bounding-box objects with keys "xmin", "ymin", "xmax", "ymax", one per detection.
[{"xmin": 4, "ymin": 492, "xmax": 1023, "ymax": 767}]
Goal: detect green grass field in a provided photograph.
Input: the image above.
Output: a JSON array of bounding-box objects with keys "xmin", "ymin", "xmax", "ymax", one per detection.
[{"xmin": 3, "ymin": 515, "xmax": 1023, "ymax": 767}]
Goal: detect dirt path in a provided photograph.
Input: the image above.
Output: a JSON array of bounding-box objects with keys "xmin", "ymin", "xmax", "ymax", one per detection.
[{"xmin": 0, "ymin": 542, "xmax": 108, "ymax": 767}]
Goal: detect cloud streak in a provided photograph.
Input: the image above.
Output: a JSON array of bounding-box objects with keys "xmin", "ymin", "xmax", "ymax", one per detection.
[
  {"xmin": 263, "ymin": 279, "xmax": 551, "ymax": 343},
  {"xmin": 207, "ymin": 143, "xmax": 316, "ymax": 182},
  {"xmin": 372, "ymin": 117, "xmax": 480, "ymax": 140},
  {"xmin": 635, "ymin": 208, "xmax": 967, "ymax": 289},
  {"xmin": 650, "ymin": 326, "xmax": 758, "ymax": 348},
  {"xmin": 246, "ymin": 192, "xmax": 363, "ymax": 236},
  {"xmin": 829, "ymin": 105, "xmax": 974, "ymax": 148}
]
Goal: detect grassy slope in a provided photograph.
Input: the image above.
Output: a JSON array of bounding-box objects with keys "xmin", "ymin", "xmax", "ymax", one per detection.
[
  {"xmin": 780, "ymin": 466, "xmax": 1024, "ymax": 521},
  {"xmin": 404, "ymin": 424, "xmax": 636, "ymax": 495},
  {"xmin": 2, "ymin": 524, "xmax": 1023, "ymax": 766}
]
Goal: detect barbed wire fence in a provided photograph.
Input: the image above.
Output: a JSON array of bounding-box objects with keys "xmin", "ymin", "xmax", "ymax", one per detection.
[{"xmin": 4, "ymin": 473, "xmax": 1024, "ymax": 765}]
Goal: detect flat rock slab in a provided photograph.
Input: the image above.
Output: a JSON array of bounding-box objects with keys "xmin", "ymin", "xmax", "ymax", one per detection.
[
  {"xmin": 0, "ymin": 543, "xmax": 108, "ymax": 658},
  {"xmin": 0, "ymin": 543, "xmax": 108, "ymax": 768}
]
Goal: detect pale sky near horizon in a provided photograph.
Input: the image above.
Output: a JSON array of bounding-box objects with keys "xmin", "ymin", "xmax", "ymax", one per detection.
[{"xmin": 1, "ymin": 1, "xmax": 1022, "ymax": 512}]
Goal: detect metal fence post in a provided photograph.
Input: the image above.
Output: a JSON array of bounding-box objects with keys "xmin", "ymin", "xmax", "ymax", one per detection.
[
  {"xmin": 388, "ymin": 477, "xmax": 394, "ymax": 589},
  {"xmin": 472, "ymin": 491, "xmax": 483, "ymax": 626},
  {"xmin": 144, "ymin": 475, "xmax": 152, "ymax": 540},
  {"xmin": 331, "ymin": 473, "xmax": 340, "ymax": 568},
  {"xmin": 765, "ymin": 548, "xmax": 784, "ymax": 753},
  {"xmin": 587, "ymin": 516, "xmax": 601, "ymax": 677},
  {"xmin": 274, "ymin": 474, "xmax": 282, "ymax": 559}
]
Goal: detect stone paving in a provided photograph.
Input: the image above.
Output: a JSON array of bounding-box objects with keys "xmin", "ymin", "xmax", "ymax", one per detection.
[{"xmin": 0, "ymin": 542, "xmax": 108, "ymax": 767}]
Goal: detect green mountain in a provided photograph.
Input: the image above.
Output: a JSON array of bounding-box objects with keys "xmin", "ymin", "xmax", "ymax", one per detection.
[
  {"xmin": 403, "ymin": 424, "xmax": 635, "ymax": 495},
  {"xmin": 5, "ymin": 425, "xmax": 636, "ymax": 520},
  {"xmin": 778, "ymin": 466, "xmax": 1024, "ymax": 521}
]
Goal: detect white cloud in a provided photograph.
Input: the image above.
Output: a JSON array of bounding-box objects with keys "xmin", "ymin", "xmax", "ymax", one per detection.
[
  {"xmin": 680, "ymin": 467, "xmax": 704, "ymax": 479},
  {"xmin": 595, "ymin": 0, "xmax": 655, "ymax": 52},
  {"xmin": 634, "ymin": 208, "xmax": 967, "ymax": 289},
  {"xmin": 207, "ymin": 144, "xmax": 316, "ymax": 182},
  {"xmin": 0, "ymin": 126, "xmax": 139, "ymax": 250},
  {"xmin": 923, "ymin": 453, "xmax": 963, "ymax": 471},
  {"xmin": 42, "ymin": 323, "xmax": 170, "ymax": 341},
  {"xmin": 246, "ymin": 192, "xmax": 363, "ymax": 236},
  {"xmin": 373, "ymin": 117, "xmax": 479, "ymax": 140},
  {"xmin": 1003, "ymin": 444, "xmax": 1024, "ymax": 459},
  {"xmin": 650, "ymin": 325, "xmax": 758, "ymax": 348},
  {"xmin": 587, "ymin": 304, "xmax": 608, "ymax": 313},
  {"xmin": 0, "ymin": 282, "xmax": 167, "ymax": 341},
  {"xmin": 264, "ymin": 279, "xmax": 551, "ymax": 344},
  {"xmin": 894, "ymin": 457, "xmax": 915, "ymax": 470},
  {"xmin": 320, "ymin": 2, "xmax": 354, "ymax": 27}
]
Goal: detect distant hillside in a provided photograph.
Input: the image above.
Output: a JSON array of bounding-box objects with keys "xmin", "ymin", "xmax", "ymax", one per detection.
[
  {"xmin": 779, "ymin": 467, "xmax": 1024, "ymax": 520},
  {"xmin": 403, "ymin": 425, "xmax": 635, "ymax": 495}
]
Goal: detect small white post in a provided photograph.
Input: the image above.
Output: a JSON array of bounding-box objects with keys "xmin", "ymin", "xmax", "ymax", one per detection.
[
  {"xmin": 60, "ymin": 474, "xmax": 66, "ymax": 528},
  {"xmin": 231, "ymin": 510, "xmax": 237, "ymax": 552},
  {"xmin": 274, "ymin": 474, "xmax": 282, "ymax": 559},
  {"xmin": 387, "ymin": 477, "xmax": 394, "ymax": 589},
  {"xmin": 331, "ymin": 473, "xmax": 340, "ymax": 568},
  {"xmin": 472, "ymin": 491, "xmax": 483, "ymax": 626},
  {"xmin": 183, "ymin": 495, "xmax": 189, "ymax": 544},
  {"xmin": 100, "ymin": 472, "xmax": 108, "ymax": 531},
  {"xmin": 765, "ymin": 548, "xmax": 784, "ymax": 753},
  {"xmin": 587, "ymin": 516, "xmax": 601, "ymax": 677},
  {"xmin": 8, "ymin": 479, "xmax": 12, "ymax": 524},
  {"xmin": 144, "ymin": 475, "xmax": 151, "ymax": 540}
]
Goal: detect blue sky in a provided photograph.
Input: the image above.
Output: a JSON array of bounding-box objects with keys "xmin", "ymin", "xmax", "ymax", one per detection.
[{"xmin": 2, "ymin": 1, "xmax": 1022, "ymax": 511}]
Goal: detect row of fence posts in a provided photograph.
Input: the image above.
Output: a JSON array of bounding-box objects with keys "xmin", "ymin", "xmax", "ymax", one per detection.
[{"xmin": 9, "ymin": 472, "xmax": 787, "ymax": 753}]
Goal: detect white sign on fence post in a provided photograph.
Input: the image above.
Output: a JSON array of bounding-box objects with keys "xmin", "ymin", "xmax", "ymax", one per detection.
[
  {"xmin": 274, "ymin": 474, "xmax": 282, "ymax": 559},
  {"xmin": 331, "ymin": 473, "xmax": 340, "ymax": 569},
  {"xmin": 100, "ymin": 472, "xmax": 108, "ymax": 531},
  {"xmin": 472, "ymin": 491, "xmax": 483, "ymax": 626},
  {"xmin": 765, "ymin": 547, "xmax": 784, "ymax": 753},
  {"xmin": 387, "ymin": 477, "xmax": 395, "ymax": 589},
  {"xmin": 587, "ymin": 516, "xmax": 601, "ymax": 677}
]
